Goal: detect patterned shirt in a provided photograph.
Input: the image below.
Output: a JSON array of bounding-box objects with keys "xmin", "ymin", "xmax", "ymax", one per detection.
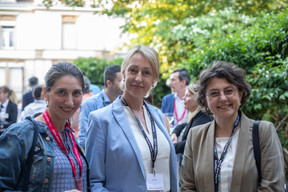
[{"xmin": 36, "ymin": 121, "xmax": 88, "ymax": 192}]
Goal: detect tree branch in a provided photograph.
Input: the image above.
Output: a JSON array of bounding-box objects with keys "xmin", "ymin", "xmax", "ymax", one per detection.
[{"xmin": 276, "ymin": 113, "xmax": 288, "ymax": 131}]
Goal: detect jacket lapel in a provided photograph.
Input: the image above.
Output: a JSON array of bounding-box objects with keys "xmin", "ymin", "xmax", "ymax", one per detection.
[
  {"xmin": 230, "ymin": 112, "xmax": 252, "ymax": 192},
  {"xmin": 6, "ymin": 101, "xmax": 11, "ymax": 113},
  {"xmin": 112, "ymin": 97, "xmax": 145, "ymax": 176},
  {"xmin": 204, "ymin": 121, "xmax": 217, "ymax": 192}
]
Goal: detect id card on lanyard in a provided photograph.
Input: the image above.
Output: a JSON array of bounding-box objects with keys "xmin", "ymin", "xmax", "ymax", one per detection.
[
  {"xmin": 121, "ymin": 97, "xmax": 164, "ymax": 191},
  {"xmin": 213, "ymin": 113, "xmax": 240, "ymax": 192},
  {"xmin": 43, "ymin": 110, "xmax": 83, "ymax": 190}
]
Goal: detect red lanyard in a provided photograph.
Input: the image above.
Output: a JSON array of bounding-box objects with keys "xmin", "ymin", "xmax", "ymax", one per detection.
[
  {"xmin": 43, "ymin": 110, "xmax": 83, "ymax": 190},
  {"xmin": 174, "ymin": 99, "xmax": 187, "ymax": 124}
]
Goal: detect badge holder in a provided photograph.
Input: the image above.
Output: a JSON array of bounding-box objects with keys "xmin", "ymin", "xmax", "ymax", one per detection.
[{"xmin": 146, "ymin": 169, "xmax": 164, "ymax": 191}]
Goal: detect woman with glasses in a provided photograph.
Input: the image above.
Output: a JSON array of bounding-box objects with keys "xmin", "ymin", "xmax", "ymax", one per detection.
[{"xmin": 180, "ymin": 61, "xmax": 285, "ymax": 192}]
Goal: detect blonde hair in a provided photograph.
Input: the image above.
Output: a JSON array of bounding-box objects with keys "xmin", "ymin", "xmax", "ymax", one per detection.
[
  {"xmin": 9, "ymin": 90, "xmax": 17, "ymax": 103},
  {"xmin": 186, "ymin": 83, "xmax": 201, "ymax": 122},
  {"xmin": 120, "ymin": 45, "xmax": 160, "ymax": 98}
]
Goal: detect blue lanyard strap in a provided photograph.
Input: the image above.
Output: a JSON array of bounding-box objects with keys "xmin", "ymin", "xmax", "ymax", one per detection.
[
  {"xmin": 213, "ymin": 112, "xmax": 241, "ymax": 192},
  {"xmin": 121, "ymin": 96, "xmax": 158, "ymax": 170}
]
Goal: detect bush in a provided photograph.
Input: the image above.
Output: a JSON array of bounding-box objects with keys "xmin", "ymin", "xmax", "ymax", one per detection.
[
  {"xmin": 179, "ymin": 10, "xmax": 288, "ymax": 148},
  {"xmin": 73, "ymin": 57, "xmax": 123, "ymax": 88}
]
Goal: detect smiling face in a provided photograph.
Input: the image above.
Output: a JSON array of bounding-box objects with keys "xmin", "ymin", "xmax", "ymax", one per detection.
[
  {"xmin": 205, "ymin": 78, "xmax": 243, "ymax": 121},
  {"xmin": 44, "ymin": 75, "xmax": 83, "ymax": 122},
  {"xmin": 122, "ymin": 52, "xmax": 157, "ymax": 100},
  {"xmin": 183, "ymin": 89, "xmax": 198, "ymax": 112}
]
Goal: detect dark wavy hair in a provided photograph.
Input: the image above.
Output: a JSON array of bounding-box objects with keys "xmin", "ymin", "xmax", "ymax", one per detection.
[
  {"xmin": 172, "ymin": 68, "xmax": 190, "ymax": 85},
  {"xmin": 197, "ymin": 61, "xmax": 251, "ymax": 114}
]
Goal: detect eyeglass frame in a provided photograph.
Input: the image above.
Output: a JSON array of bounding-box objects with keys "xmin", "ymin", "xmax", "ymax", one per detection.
[{"xmin": 205, "ymin": 86, "xmax": 238, "ymax": 99}]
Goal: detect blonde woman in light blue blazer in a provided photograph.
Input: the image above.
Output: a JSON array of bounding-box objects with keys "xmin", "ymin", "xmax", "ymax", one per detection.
[{"xmin": 85, "ymin": 45, "xmax": 178, "ymax": 192}]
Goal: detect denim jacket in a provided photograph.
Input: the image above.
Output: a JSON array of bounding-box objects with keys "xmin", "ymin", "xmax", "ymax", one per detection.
[{"xmin": 0, "ymin": 118, "xmax": 90, "ymax": 192}]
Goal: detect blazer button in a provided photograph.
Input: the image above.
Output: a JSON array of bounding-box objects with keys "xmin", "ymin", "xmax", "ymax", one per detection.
[
  {"xmin": 44, "ymin": 178, "xmax": 49, "ymax": 183},
  {"xmin": 46, "ymin": 137, "xmax": 50, "ymax": 141},
  {"xmin": 47, "ymin": 157, "xmax": 51, "ymax": 162}
]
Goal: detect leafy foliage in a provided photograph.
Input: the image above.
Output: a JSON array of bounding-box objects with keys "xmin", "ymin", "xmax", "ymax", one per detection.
[
  {"xmin": 180, "ymin": 11, "xmax": 288, "ymax": 148},
  {"xmin": 69, "ymin": 1, "xmax": 288, "ymax": 147},
  {"xmin": 73, "ymin": 57, "xmax": 123, "ymax": 88}
]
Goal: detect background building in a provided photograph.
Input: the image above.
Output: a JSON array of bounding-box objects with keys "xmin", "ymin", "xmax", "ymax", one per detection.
[{"xmin": 0, "ymin": 0, "xmax": 127, "ymax": 101}]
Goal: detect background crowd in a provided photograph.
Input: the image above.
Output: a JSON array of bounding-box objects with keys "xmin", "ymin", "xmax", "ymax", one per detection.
[{"xmin": 0, "ymin": 45, "xmax": 286, "ymax": 192}]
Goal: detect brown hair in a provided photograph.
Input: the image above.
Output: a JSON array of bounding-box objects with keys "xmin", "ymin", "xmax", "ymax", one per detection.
[
  {"xmin": 197, "ymin": 61, "xmax": 251, "ymax": 114},
  {"xmin": 45, "ymin": 62, "xmax": 85, "ymax": 92}
]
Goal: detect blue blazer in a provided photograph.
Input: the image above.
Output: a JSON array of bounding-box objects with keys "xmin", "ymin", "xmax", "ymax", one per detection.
[
  {"xmin": 161, "ymin": 93, "xmax": 175, "ymax": 114},
  {"xmin": 85, "ymin": 97, "xmax": 178, "ymax": 192}
]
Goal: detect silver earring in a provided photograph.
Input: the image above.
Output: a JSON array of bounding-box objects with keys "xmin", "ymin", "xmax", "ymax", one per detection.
[{"xmin": 206, "ymin": 106, "xmax": 212, "ymax": 114}]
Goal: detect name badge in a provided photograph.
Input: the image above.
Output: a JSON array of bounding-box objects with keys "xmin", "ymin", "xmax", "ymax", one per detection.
[
  {"xmin": 146, "ymin": 173, "xmax": 164, "ymax": 191},
  {"xmin": 1, "ymin": 113, "xmax": 8, "ymax": 119}
]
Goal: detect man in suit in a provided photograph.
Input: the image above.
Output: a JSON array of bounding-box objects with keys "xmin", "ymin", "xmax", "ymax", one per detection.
[
  {"xmin": 0, "ymin": 86, "xmax": 18, "ymax": 135},
  {"xmin": 78, "ymin": 65, "xmax": 122, "ymax": 148},
  {"xmin": 22, "ymin": 76, "xmax": 38, "ymax": 111},
  {"xmin": 161, "ymin": 68, "xmax": 190, "ymax": 129}
]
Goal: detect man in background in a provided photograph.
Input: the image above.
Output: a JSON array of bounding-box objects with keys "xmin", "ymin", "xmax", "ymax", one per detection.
[
  {"xmin": 78, "ymin": 65, "xmax": 122, "ymax": 148},
  {"xmin": 22, "ymin": 76, "xmax": 38, "ymax": 111},
  {"xmin": 20, "ymin": 85, "xmax": 46, "ymax": 121},
  {"xmin": 161, "ymin": 68, "xmax": 190, "ymax": 130}
]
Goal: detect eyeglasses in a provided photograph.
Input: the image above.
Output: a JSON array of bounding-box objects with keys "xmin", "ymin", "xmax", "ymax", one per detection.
[{"xmin": 206, "ymin": 86, "xmax": 238, "ymax": 99}]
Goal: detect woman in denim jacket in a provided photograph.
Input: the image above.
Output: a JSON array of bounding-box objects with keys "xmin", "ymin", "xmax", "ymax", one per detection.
[{"xmin": 0, "ymin": 62, "xmax": 90, "ymax": 192}]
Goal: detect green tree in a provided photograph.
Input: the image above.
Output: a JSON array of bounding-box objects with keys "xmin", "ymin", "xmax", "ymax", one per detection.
[
  {"xmin": 93, "ymin": 0, "xmax": 284, "ymax": 70},
  {"xmin": 73, "ymin": 57, "xmax": 123, "ymax": 88},
  {"xmin": 180, "ymin": 11, "xmax": 288, "ymax": 147},
  {"xmin": 66, "ymin": 0, "xmax": 288, "ymax": 146}
]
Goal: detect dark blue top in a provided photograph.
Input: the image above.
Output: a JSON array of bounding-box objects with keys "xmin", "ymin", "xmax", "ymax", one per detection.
[{"xmin": 173, "ymin": 110, "xmax": 213, "ymax": 154}]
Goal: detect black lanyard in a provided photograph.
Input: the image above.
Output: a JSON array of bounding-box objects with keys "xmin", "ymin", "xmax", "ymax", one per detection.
[
  {"xmin": 121, "ymin": 96, "xmax": 158, "ymax": 171},
  {"xmin": 101, "ymin": 92, "xmax": 108, "ymax": 107},
  {"xmin": 214, "ymin": 113, "xmax": 240, "ymax": 192}
]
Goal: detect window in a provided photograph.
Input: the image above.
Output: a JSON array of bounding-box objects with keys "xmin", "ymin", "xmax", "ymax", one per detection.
[
  {"xmin": 62, "ymin": 15, "xmax": 77, "ymax": 50},
  {"xmin": 1, "ymin": 26, "xmax": 15, "ymax": 49},
  {"xmin": 0, "ymin": 66, "xmax": 5, "ymax": 86},
  {"xmin": 0, "ymin": 63, "xmax": 23, "ymax": 101},
  {"xmin": 9, "ymin": 67, "xmax": 23, "ymax": 100}
]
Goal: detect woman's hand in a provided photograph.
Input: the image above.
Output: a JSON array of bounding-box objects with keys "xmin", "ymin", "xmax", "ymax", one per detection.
[{"xmin": 170, "ymin": 133, "xmax": 178, "ymax": 143}]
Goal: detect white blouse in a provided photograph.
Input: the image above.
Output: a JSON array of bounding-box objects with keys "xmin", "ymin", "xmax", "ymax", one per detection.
[
  {"xmin": 123, "ymin": 105, "xmax": 171, "ymax": 192},
  {"xmin": 215, "ymin": 128, "xmax": 240, "ymax": 192}
]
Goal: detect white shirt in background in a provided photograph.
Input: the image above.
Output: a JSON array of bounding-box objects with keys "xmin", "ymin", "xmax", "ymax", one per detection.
[{"xmin": 20, "ymin": 100, "xmax": 47, "ymax": 121}]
